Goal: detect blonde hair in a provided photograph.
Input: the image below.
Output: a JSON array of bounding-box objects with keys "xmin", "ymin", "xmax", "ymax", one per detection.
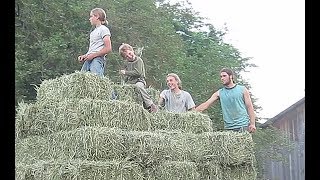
[
  {"xmin": 118, "ymin": 43, "xmax": 134, "ymax": 58},
  {"xmin": 91, "ymin": 8, "xmax": 108, "ymax": 25},
  {"xmin": 166, "ymin": 73, "xmax": 182, "ymax": 89}
]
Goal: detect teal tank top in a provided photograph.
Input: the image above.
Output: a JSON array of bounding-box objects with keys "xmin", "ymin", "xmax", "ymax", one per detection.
[{"xmin": 218, "ymin": 84, "xmax": 249, "ymax": 129}]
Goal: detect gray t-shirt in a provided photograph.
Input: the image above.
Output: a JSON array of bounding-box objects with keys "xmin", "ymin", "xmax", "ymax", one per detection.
[
  {"xmin": 86, "ymin": 25, "xmax": 111, "ymax": 55},
  {"xmin": 160, "ymin": 89, "xmax": 195, "ymax": 113}
]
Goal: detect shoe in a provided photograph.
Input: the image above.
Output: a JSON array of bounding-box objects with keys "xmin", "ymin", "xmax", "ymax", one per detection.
[
  {"xmin": 111, "ymin": 90, "xmax": 118, "ymax": 100},
  {"xmin": 149, "ymin": 104, "xmax": 158, "ymax": 113}
]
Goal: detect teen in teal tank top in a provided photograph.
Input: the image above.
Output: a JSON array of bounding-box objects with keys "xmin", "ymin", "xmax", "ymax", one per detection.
[
  {"xmin": 219, "ymin": 84, "xmax": 249, "ymax": 129},
  {"xmin": 195, "ymin": 68, "xmax": 256, "ymax": 133}
]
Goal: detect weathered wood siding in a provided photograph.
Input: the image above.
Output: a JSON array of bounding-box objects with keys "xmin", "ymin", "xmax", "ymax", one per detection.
[{"xmin": 262, "ymin": 98, "xmax": 305, "ymax": 180}]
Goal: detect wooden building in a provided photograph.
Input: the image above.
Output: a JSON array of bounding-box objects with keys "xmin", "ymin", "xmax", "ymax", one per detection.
[{"xmin": 259, "ymin": 97, "xmax": 305, "ymax": 180}]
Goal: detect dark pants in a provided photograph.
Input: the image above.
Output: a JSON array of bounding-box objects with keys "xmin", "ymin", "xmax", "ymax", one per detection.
[{"xmin": 228, "ymin": 126, "xmax": 248, "ymax": 132}]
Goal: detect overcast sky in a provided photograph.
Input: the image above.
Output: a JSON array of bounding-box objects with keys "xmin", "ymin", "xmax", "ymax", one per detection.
[{"xmin": 169, "ymin": 0, "xmax": 305, "ymax": 119}]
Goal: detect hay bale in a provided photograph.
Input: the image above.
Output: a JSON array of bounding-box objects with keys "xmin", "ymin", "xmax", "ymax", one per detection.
[
  {"xmin": 221, "ymin": 163, "xmax": 257, "ymax": 180},
  {"xmin": 152, "ymin": 111, "xmax": 216, "ymax": 133},
  {"xmin": 146, "ymin": 161, "xmax": 200, "ymax": 180},
  {"xmin": 35, "ymin": 71, "xmax": 114, "ymax": 102},
  {"xmin": 75, "ymin": 99, "xmax": 154, "ymax": 131},
  {"xmin": 15, "ymin": 161, "xmax": 46, "ymax": 180},
  {"xmin": 15, "ymin": 159, "xmax": 143, "ymax": 180},
  {"xmin": 16, "ymin": 127, "xmax": 127, "ymax": 164},
  {"xmin": 113, "ymin": 84, "xmax": 142, "ymax": 105},
  {"xmin": 197, "ymin": 161, "xmax": 222, "ymax": 180},
  {"xmin": 15, "ymin": 99, "xmax": 79, "ymax": 139},
  {"xmin": 200, "ymin": 131, "xmax": 256, "ymax": 165},
  {"xmin": 15, "ymin": 101, "xmax": 36, "ymax": 140},
  {"xmin": 121, "ymin": 130, "xmax": 171, "ymax": 167},
  {"xmin": 113, "ymin": 84, "xmax": 160, "ymax": 106},
  {"xmin": 154, "ymin": 131, "xmax": 209, "ymax": 162},
  {"xmin": 197, "ymin": 161, "xmax": 257, "ymax": 180},
  {"xmin": 153, "ymin": 131, "xmax": 253, "ymax": 164},
  {"xmin": 15, "ymin": 98, "xmax": 154, "ymax": 138},
  {"xmin": 121, "ymin": 130, "xmax": 209, "ymax": 165}
]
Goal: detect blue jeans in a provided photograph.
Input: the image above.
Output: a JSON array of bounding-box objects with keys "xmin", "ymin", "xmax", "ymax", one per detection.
[
  {"xmin": 111, "ymin": 90, "xmax": 118, "ymax": 100},
  {"xmin": 81, "ymin": 56, "xmax": 106, "ymax": 77}
]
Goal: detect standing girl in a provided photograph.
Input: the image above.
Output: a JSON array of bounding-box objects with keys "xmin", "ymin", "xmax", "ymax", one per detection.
[{"xmin": 78, "ymin": 8, "xmax": 112, "ymax": 77}]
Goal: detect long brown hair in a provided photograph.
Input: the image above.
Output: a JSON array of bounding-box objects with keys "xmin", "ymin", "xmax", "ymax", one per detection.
[{"xmin": 220, "ymin": 68, "xmax": 236, "ymax": 83}]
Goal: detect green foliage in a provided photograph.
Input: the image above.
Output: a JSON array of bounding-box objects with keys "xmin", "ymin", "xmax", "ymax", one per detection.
[{"xmin": 15, "ymin": 0, "xmax": 91, "ymax": 103}]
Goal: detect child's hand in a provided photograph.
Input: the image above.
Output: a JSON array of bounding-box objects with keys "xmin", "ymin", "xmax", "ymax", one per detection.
[{"xmin": 78, "ymin": 55, "xmax": 86, "ymax": 63}]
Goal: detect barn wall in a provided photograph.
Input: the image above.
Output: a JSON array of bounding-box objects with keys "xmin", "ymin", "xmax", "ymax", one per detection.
[{"xmin": 263, "ymin": 100, "xmax": 305, "ymax": 180}]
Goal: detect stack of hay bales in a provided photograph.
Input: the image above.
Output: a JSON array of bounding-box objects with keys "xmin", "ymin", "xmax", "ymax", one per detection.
[{"xmin": 15, "ymin": 71, "xmax": 257, "ymax": 180}]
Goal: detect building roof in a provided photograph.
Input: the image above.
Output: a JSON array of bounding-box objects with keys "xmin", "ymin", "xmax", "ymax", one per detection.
[{"xmin": 260, "ymin": 97, "xmax": 305, "ymax": 128}]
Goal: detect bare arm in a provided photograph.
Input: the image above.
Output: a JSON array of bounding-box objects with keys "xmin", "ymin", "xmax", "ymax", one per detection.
[
  {"xmin": 243, "ymin": 87, "xmax": 256, "ymax": 132},
  {"xmin": 195, "ymin": 91, "xmax": 219, "ymax": 112},
  {"xmin": 158, "ymin": 94, "xmax": 165, "ymax": 107}
]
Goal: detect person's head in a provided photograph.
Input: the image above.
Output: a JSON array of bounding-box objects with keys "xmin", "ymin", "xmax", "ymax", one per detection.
[
  {"xmin": 89, "ymin": 8, "xmax": 108, "ymax": 26},
  {"xmin": 220, "ymin": 68, "xmax": 236, "ymax": 86},
  {"xmin": 166, "ymin": 73, "xmax": 182, "ymax": 90},
  {"xmin": 119, "ymin": 43, "xmax": 136, "ymax": 61}
]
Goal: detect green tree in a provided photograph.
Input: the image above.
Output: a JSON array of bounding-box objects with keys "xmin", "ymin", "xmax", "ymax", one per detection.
[{"xmin": 15, "ymin": 0, "xmax": 91, "ymax": 103}]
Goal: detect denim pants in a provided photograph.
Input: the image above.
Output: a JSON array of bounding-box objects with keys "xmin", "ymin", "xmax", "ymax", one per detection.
[{"xmin": 81, "ymin": 56, "xmax": 106, "ymax": 77}]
